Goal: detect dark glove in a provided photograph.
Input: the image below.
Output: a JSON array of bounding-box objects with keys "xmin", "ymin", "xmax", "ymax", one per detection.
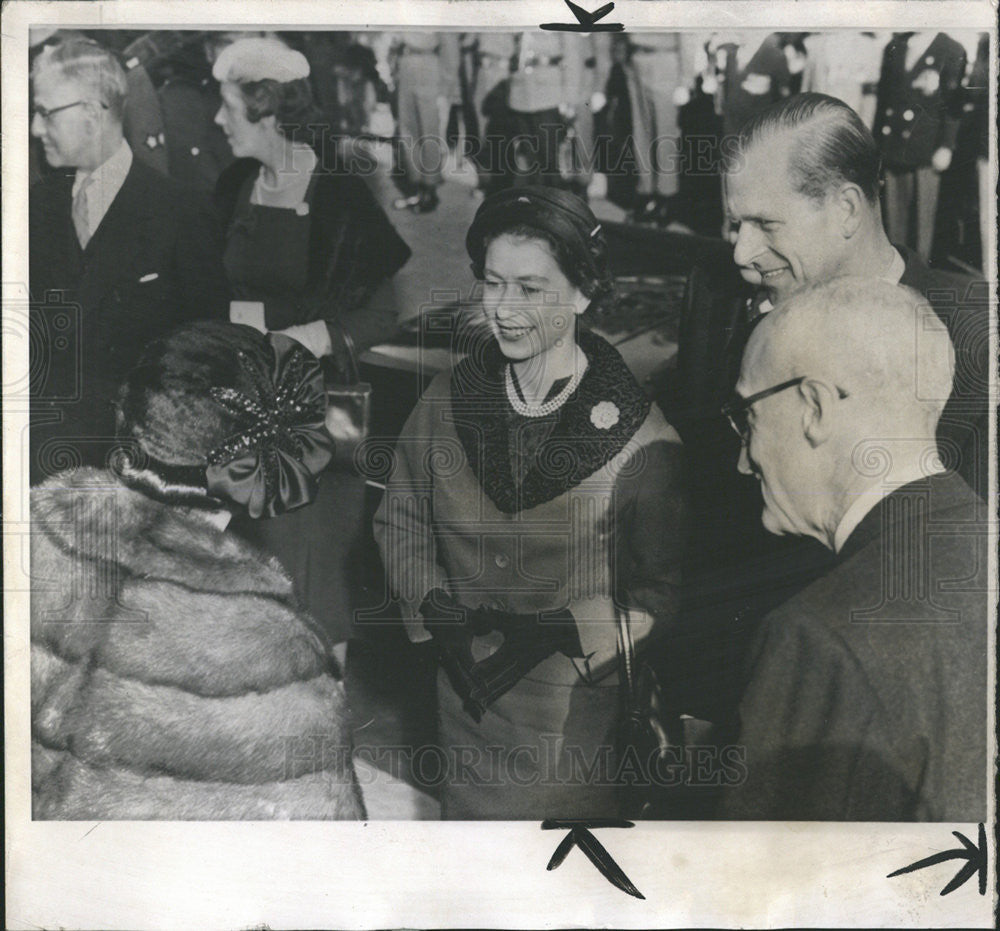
[
  {"xmin": 419, "ymin": 589, "xmax": 488, "ymax": 721},
  {"xmin": 465, "ymin": 607, "xmax": 584, "ymax": 712}
]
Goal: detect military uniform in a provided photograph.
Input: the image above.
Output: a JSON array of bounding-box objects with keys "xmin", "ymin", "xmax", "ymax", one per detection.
[
  {"xmin": 874, "ymin": 32, "xmax": 967, "ymax": 259},
  {"xmin": 120, "ymin": 55, "xmax": 170, "ymax": 176},
  {"xmin": 391, "ymin": 32, "xmax": 461, "ymax": 200},
  {"xmin": 566, "ymin": 34, "xmax": 612, "ymax": 195},
  {"xmin": 716, "ymin": 32, "xmax": 792, "ymax": 137},
  {"xmin": 469, "ymin": 32, "xmax": 516, "ymax": 194},
  {"xmin": 625, "ymin": 33, "xmax": 698, "ymax": 203},
  {"xmin": 501, "ymin": 32, "xmax": 584, "ymax": 189},
  {"xmin": 158, "ymin": 73, "xmax": 234, "ymax": 192},
  {"xmin": 801, "ymin": 32, "xmax": 888, "ymax": 130}
]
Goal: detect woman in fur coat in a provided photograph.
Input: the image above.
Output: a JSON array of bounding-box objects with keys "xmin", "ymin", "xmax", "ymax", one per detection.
[{"xmin": 31, "ymin": 322, "xmax": 365, "ymax": 820}]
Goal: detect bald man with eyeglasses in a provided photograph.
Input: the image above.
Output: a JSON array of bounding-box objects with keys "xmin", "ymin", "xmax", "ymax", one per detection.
[
  {"xmin": 713, "ymin": 277, "xmax": 987, "ymax": 821},
  {"xmin": 29, "ymin": 37, "xmax": 229, "ymax": 485}
]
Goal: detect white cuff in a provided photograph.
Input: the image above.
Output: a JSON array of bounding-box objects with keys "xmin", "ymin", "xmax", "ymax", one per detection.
[{"xmin": 273, "ymin": 320, "xmax": 333, "ymax": 359}]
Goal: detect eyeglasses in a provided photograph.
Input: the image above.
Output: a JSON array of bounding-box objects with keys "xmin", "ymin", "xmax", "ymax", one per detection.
[
  {"xmin": 721, "ymin": 376, "xmax": 807, "ymax": 444},
  {"xmin": 722, "ymin": 376, "xmax": 849, "ymax": 444},
  {"xmin": 32, "ymin": 100, "xmax": 107, "ymax": 121}
]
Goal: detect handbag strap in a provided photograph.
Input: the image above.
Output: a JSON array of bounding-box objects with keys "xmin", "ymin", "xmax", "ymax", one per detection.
[
  {"xmin": 615, "ymin": 604, "xmax": 640, "ymax": 711},
  {"xmin": 328, "ymin": 319, "xmax": 362, "ymax": 384}
]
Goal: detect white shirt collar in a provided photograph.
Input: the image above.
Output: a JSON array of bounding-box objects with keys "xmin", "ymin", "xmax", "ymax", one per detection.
[
  {"xmin": 833, "ymin": 462, "xmax": 945, "ymax": 554},
  {"xmin": 755, "ymin": 248, "xmax": 905, "ymax": 316},
  {"xmin": 73, "ymin": 140, "xmax": 133, "ymax": 237}
]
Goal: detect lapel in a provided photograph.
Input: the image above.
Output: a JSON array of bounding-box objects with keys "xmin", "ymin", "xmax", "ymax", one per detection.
[
  {"xmin": 79, "ymin": 159, "xmax": 159, "ymax": 300},
  {"xmin": 905, "ymin": 32, "xmax": 944, "ymax": 77},
  {"xmin": 48, "ymin": 171, "xmax": 85, "ymax": 269}
]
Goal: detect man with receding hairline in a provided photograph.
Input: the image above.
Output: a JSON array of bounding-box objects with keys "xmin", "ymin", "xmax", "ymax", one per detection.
[
  {"xmin": 715, "ymin": 278, "xmax": 987, "ymax": 821},
  {"xmin": 29, "ymin": 37, "xmax": 229, "ymax": 484},
  {"xmin": 659, "ymin": 93, "xmax": 988, "ymax": 736}
]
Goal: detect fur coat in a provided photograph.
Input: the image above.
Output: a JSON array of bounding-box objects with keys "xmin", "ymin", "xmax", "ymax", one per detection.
[{"xmin": 30, "ymin": 468, "xmax": 365, "ymax": 820}]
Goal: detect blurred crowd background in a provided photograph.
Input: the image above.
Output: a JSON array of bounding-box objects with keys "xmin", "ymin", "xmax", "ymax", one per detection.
[{"xmin": 29, "ymin": 28, "xmax": 992, "ymax": 274}]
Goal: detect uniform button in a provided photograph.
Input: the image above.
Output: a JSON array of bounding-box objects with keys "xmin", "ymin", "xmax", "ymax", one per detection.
[
  {"xmin": 926, "ymin": 56, "xmax": 934, "ymax": 65},
  {"xmin": 886, "ymin": 107, "xmax": 894, "ymax": 116},
  {"xmin": 494, "ymin": 553, "xmax": 510, "ymax": 569},
  {"xmin": 881, "ymin": 125, "xmax": 891, "ymax": 135},
  {"xmin": 190, "ymin": 146, "xmax": 200, "ymax": 156},
  {"xmin": 903, "ymin": 109, "xmax": 914, "ymax": 121},
  {"xmin": 902, "ymin": 129, "xmax": 911, "ymax": 139}
]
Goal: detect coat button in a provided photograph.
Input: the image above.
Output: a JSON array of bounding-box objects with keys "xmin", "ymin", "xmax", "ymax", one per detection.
[
  {"xmin": 881, "ymin": 125, "xmax": 891, "ymax": 135},
  {"xmin": 903, "ymin": 109, "xmax": 914, "ymax": 121},
  {"xmin": 494, "ymin": 553, "xmax": 510, "ymax": 569},
  {"xmin": 886, "ymin": 107, "xmax": 894, "ymax": 116}
]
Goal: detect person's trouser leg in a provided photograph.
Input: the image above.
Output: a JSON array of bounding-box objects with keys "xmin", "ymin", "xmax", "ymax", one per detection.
[
  {"xmin": 883, "ymin": 167, "xmax": 915, "ymax": 248},
  {"xmin": 914, "ymin": 164, "xmax": 941, "ymax": 261},
  {"xmin": 625, "ymin": 59, "xmax": 656, "ymax": 198}
]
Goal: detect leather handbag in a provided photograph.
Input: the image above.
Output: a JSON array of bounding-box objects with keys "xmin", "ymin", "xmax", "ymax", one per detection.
[
  {"xmin": 323, "ymin": 323, "xmax": 371, "ymax": 472},
  {"xmin": 615, "ymin": 605, "xmax": 682, "ymax": 819}
]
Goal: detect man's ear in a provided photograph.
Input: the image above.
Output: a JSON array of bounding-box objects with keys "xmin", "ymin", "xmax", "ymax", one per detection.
[
  {"xmin": 799, "ymin": 378, "xmax": 838, "ymax": 447},
  {"xmin": 837, "ymin": 183, "xmax": 866, "ymax": 239}
]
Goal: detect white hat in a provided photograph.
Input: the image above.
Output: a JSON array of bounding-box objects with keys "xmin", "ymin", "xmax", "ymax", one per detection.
[{"xmin": 212, "ymin": 37, "xmax": 310, "ymax": 84}]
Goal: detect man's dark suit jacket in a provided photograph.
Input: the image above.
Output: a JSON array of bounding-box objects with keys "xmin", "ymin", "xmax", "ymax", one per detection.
[
  {"xmin": 656, "ymin": 243, "xmax": 989, "ymax": 723},
  {"xmin": 29, "ymin": 156, "xmax": 230, "ymax": 484},
  {"xmin": 715, "ymin": 472, "xmax": 988, "ymax": 821}
]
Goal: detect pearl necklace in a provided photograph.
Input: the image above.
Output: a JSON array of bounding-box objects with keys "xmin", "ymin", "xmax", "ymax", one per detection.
[{"xmin": 505, "ymin": 363, "xmax": 585, "ymax": 418}]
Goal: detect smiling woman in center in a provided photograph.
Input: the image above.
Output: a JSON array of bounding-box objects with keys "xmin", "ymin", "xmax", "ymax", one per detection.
[{"xmin": 375, "ymin": 186, "xmax": 687, "ymax": 819}]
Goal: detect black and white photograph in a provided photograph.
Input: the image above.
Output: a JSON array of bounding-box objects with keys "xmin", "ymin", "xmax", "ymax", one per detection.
[{"xmin": 3, "ymin": 0, "xmax": 996, "ymax": 927}]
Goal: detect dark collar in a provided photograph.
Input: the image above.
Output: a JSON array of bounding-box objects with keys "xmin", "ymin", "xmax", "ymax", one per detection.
[
  {"xmin": 838, "ymin": 471, "xmax": 978, "ymax": 561},
  {"xmin": 450, "ymin": 329, "xmax": 650, "ymax": 514}
]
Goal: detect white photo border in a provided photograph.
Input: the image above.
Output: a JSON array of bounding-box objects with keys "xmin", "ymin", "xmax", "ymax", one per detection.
[{"xmin": 4, "ymin": 2, "xmax": 996, "ymax": 928}]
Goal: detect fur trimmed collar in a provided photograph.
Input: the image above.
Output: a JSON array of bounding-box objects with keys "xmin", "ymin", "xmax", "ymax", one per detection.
[
  {"xmin": 450, "ymin": 330, "xmax": 650, "ymax": 513},
  {"xmin": 31, "ymin": 468, "xmax": 295, "ymax": 598}
]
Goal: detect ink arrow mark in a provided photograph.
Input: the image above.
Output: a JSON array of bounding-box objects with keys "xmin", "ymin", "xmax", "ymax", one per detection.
[
  {"xmin": 541, "ymin": 0, "xmax": 624, "ymax": 33},
  {"xmin": 542, "ymin": 819, "xmax": 644, "ymax": 899},
  {"xmin": 887, "ymin": 823, "xmax": 987, "ymax": 896}
]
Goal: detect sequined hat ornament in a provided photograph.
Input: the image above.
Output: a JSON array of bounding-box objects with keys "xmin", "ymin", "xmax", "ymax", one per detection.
[
  {"xmin": 204, "ymin": 333, "xmax": 333, "ymax": 518},
  {"xmin": 212, "ymin": 37, "xmax": 310, "ymax": 84}
]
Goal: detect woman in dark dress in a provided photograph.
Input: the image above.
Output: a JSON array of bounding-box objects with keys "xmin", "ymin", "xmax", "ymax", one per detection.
[{"xmin": 212, "ymin": 38, "xmax": 411, "ymax": 666}]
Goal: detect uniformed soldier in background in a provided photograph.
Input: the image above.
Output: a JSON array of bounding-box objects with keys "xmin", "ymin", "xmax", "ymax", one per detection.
[
  {"xmin": 153, "ymin": 33, "xmax": 235, "ymax": 192},
  {"xmin": 470, "ymin": 32, "xmax": 516, "ymax": 198},
  {"xmin": 564, "ymin": 33, "xmax": 612, "ymax": 200},
  {"xmin": 390, "ymin": 32, "xmax": 461, "ymax": 213},
  {"xmin": 502, "ymin": 32, "xmax": 584, "ymax": 189},
  {"xmin": 624, "ymin": 33, "xmax": 698, "ymax": 223},
  {"xmin": 874, "ymin": 31, "xmax": 968, "ymax": 260}
]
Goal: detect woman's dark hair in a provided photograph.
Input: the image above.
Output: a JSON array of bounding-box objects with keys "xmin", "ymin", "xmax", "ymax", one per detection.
[
  {"xmin": 115, "ymin": 321, "xmax": 273, "ymax": 506},
  {"xmin": 466, "ymin": 186, "xmax": 616, "ymax": 315},
  {"xmin": 239, "ymin": 77, "xmax": 324, "ymax": 141}
]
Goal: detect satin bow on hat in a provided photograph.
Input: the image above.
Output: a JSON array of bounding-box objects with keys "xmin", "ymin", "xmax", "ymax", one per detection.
[{"xmin": 205, "ymin": 333, "xmax": 333, "ymax": 518}]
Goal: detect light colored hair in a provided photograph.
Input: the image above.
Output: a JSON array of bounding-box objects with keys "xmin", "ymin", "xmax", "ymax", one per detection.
[
  {"xmin": 766, "ymin": 276, "xmax": 955, "ymax": 433},
  {"xmin": 31, "ymin": 37, "xmax": 129, "ymax": 123}
]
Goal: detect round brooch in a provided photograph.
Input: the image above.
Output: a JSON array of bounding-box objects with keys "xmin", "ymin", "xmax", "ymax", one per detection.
[{"xmin": 590, "ymin": 401, "xmax": 620, "ymax": 430}]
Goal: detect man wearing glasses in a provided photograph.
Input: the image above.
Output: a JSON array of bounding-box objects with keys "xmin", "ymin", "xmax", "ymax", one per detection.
[
  {"xmin": 713, "ymin": 276, "xmax": 987, "ymax": 821},
  {"xmin": 29, "ymin": 37, "xmax": 229, "ymax": 484},
  {"xmin": 658, "ymin": 91, "xmax": 988, "ymax": 737}
]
